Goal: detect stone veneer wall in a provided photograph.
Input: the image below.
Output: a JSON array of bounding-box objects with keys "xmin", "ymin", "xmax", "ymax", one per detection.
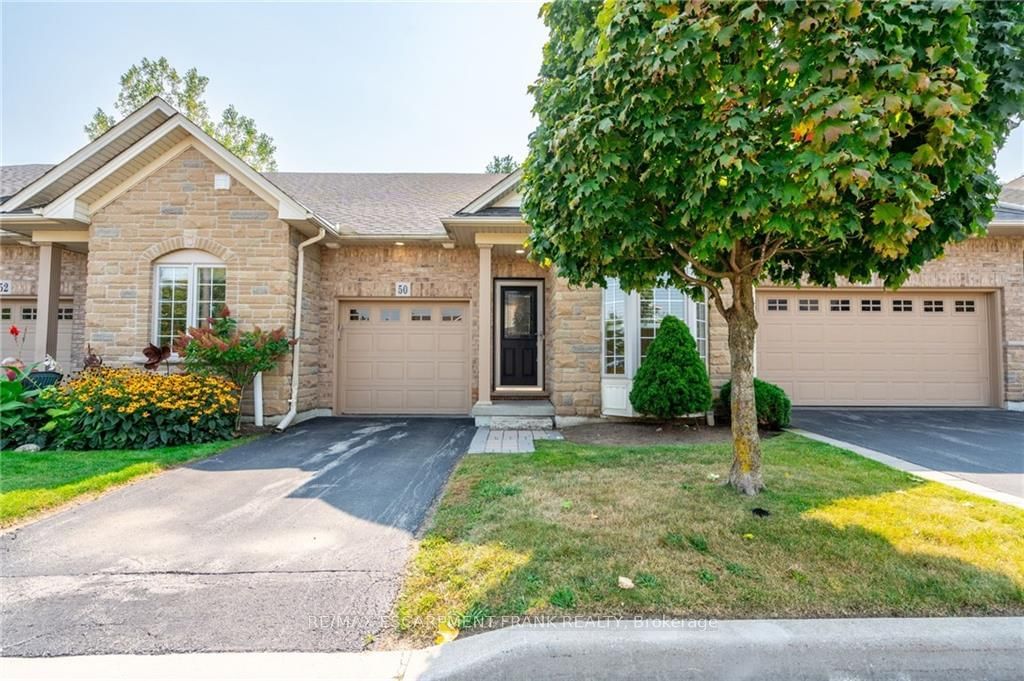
[
  {"xmin": 85, "ymin": 146, "xmax": 303, "ymax": 416},
  {"xmin": 706, "ymin": 235, "xmax": 1024, "ymax": 405},
  {"xmin": 548, "ymin": 273, "xmax": 603, "ymax": 417},
  {"xmin": 0, "ymin": 244, "xmax": 88, "ymax": 369}
]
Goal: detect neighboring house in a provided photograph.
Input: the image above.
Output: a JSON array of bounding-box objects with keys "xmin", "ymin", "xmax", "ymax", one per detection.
[{"xmin": 0, "ymin": 97, "xmax": 1021, "ymax": 428}]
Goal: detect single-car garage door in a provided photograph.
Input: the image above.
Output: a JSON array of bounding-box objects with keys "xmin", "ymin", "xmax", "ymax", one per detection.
[
  {"xmin": 756, "ymin": 291, "xmax": 994, "ymax": 406},
  {"xmin": 337, "ymin": 300, "xmax": 471, "ymax": 414}
]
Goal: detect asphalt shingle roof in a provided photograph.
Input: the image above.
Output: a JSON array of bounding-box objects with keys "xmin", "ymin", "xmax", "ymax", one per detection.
[
  {"xmin": 264, "ymin": 172, "xmax": 508, "ymax": 235},
  {"xmin": 0, "ymin": 164, "xmax": 53, "ymax": 202}
]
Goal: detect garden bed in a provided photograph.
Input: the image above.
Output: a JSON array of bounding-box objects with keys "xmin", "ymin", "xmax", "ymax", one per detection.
[{"xmin": 394, "ymin": 434, "xmax": 1024, "ymax": 645}]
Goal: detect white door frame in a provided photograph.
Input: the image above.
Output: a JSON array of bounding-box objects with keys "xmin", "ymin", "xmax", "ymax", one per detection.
[{"xmin": 493, "ymin": 278, "xmax": 545, "ymax": 392}]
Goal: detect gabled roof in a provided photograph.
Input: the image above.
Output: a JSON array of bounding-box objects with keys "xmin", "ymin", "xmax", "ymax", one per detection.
[
  {"xmin": 1, "ymin": 98, "xmax": 177, "ymax": 213},
  {"xmin": 0, "ymin": 97, "xmax": 335, "ymax": 235},
  {"xmin": 265, "ymin": 172, "xmax": 506, "ymax": 236},
  {"xmin": 456, "ymin": 168, "xmax": 522, "ymax": 215}
]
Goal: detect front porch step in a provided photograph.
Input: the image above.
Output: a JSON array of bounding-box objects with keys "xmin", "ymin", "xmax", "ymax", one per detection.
[{"xmin": 471, "ymin": 399, "xmax": 555, "ymax": 429}]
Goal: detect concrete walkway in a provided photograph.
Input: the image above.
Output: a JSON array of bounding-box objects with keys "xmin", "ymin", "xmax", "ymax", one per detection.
[
  {"xmin": 4, "ymin": 618, "xmax": 1021, "ymax": 680},
  {"xmin": 467, "ymin": 428, "xmax": 563, "ymax": 454}
]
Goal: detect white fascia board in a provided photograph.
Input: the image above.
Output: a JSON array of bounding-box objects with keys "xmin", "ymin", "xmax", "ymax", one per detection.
[
  {"xmin": 42, "ymin": 116, "xmax": 187, "ymax": 220},
  {"xmin": 458, "ymin": 168, "xmax": 523, "ymax": 215},
  {"xmin": 0, "ymin": 97, "xmax": 176, "ymax": 213}
]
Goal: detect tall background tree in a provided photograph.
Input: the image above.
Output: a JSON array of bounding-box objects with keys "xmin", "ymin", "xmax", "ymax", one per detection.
[
  {"xmin": 85, "ymin": 57, "xmax": 278, "ymax": 171},
  {"xmin": 522, "ymin": 0, "xmax": 1024, "ymax": 494},
  {"xmin": 486, "ymin": 154, "xmax": 520, "ymax": 173}
]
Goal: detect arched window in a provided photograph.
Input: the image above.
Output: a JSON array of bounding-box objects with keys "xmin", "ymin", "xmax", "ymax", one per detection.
[{"xmin": 152, "ymin": 250, "xmax": 227, "ymax": 348}]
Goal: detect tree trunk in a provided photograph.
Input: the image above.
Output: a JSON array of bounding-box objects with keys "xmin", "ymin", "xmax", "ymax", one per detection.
[{"xmin": 726, "ymin": 275, "xmax": 765, "ymax": 495}]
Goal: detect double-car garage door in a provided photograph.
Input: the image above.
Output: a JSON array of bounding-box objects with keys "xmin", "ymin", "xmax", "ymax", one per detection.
[
  {"xmin": 756, "ymin": 291, "xmax": 994, "ymax": 407},
  {"xmin": 336, "ymin": 300, "xmax": 471, "ymax": 414}
]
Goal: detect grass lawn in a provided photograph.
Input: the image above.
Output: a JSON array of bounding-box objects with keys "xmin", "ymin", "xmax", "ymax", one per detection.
[
  {"xmin": 0, "ymin": 438, "xmax": 248, "ymax": 527},
  {"xmin": 396, "ymin": 433, "xmax": 1024, "ymax": 643}
]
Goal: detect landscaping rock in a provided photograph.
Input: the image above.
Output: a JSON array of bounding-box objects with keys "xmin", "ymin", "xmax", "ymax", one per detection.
[
  {"xmin": 14, "ymin": 444, "xmax": 41, "ymax": 452},
  {"xmin": 617, "ymin": 576, "xmax": 635, "ymax": 590}
]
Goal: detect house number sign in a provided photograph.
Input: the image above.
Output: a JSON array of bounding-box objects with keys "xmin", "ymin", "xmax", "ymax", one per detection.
[
  {"xmin": 0, "ymin": 280, "xmax": 11, "ymax": 295},
  {"xmin": 395, "ymin": 282, "xmax": 411, "ymax": 297}
]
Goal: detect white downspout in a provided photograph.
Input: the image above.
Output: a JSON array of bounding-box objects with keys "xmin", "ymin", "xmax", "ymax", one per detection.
[
  {"xmin": 252, "ymin": 372, "xmax": 264, "ymax": 427},
  {"xmin": 276, "ymin": 226, "xmax": 327, "ymax": 431}
]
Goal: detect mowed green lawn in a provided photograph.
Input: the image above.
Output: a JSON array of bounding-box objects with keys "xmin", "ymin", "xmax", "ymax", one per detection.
[
  {"xmin": 0, "ymin": 439, "xmax": 247, "ymax": 526},
  {"xmin": 397, "ymin": 433, "xmax": 1024, "ymax": 643}
]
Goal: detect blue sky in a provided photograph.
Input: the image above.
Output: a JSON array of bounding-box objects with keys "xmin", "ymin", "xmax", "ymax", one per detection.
[{"xmin": 1, "ymin": 1, "xmax": 1021, "ymax": 181}]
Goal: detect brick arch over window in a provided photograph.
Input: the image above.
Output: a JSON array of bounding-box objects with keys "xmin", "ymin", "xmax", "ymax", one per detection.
[{"xmin": 141, "ymin": 236, "xmax": 237, "ymax": 265}]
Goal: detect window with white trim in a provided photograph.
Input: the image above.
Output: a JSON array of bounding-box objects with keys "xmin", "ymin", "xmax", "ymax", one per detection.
[
  {"xmin": 601, "ymin": 278, "xmax": 706, "ymax": 378},
  {"xmin": 153, "ymin": 250, "xmax": 227, "ymax": 348}
]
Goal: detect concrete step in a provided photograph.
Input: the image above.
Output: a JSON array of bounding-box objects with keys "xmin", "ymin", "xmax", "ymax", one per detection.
[{"xmin": 471, "ymin": 400, "xmax": 555, "ymax": 429}]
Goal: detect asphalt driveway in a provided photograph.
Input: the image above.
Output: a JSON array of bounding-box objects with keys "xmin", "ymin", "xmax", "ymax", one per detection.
[
  {"xmin": 1, "ymin": 417, "xmax": 475, "ymax": 657},
  {"xmin": 791, "ymin": 409, "xmax": 1024, "ymax": 499}
]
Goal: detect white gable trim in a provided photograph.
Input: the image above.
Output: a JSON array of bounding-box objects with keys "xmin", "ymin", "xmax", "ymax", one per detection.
[
  {"xmin": 458, "ymin": 168, "xmax": 522, "ymax": 215},
  {"xmin": 41, "ymin": 114, "xmax": 325, "ymax": 227},
  {"xmin": 0, "ymin": 98, "xmax": 177, "ymax": 213}
]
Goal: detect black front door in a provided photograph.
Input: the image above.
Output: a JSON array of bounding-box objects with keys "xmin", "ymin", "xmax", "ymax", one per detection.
[{"xmin": 499, "ymin": 285, "xmax": 539, "ymax": 386}]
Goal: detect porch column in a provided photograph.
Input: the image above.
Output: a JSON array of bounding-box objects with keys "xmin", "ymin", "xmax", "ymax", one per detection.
[
  {"xmin": 477, "ymin": 244, "xmax": 493, "ymax": 405},
  {"xmin": 34, "ymin": 243, "xmax": 63, "ymax": 362}
]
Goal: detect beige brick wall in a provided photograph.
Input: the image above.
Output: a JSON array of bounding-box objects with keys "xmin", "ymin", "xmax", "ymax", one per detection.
[
  {"xmin": 0, "ymin": 244, "xmax": 88, "ymax": 369},
  {"xmin": 706, "ymin": 235, "xmax": 1024, "ymax": 404},
  {"xmin": 85, "ymin": 147, "xmax": 302, "ymax": 415}
]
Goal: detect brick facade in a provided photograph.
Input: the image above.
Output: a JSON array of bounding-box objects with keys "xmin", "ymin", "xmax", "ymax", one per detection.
[
  {"xmin": 706, "ymin": 235, "xmax": 1024, "ymax": 405},
  {"xmin": 0, "ymin": 244, "xmax": 87, "ymax": 369}
]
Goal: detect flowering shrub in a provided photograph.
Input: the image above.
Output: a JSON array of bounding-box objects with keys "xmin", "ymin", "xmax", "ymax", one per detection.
[
  {"xmin": 53, "ymin": 368, "xmax": 239, "ymax": 450},
  {"xmin": 176, "ymin": 307, "xmax": 293, "ymax": 428}
]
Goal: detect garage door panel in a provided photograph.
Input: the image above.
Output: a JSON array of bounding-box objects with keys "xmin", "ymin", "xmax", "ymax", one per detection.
[
  {"xmin": 338, "ymin": 300, "xmax": 471, "ymax": 415},
  {"xmin": 757, "ymin": 290, "xmax": 991, "ymax": 406}
]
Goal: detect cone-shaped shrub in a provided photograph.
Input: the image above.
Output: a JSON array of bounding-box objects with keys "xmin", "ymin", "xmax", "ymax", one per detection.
[{"xmin": 629, "ymin": 315, "xmax": 712, "ymax": 420}]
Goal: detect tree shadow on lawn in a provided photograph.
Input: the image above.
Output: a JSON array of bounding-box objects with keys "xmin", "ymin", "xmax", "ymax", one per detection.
[{"xmin": 395, "ymin": 433, "xmax": 1024, "ymax": 644}]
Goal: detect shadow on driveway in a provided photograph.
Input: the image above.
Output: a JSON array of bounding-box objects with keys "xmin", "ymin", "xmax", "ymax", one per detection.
[{"xmin": 1, "ymin": 417, "xmax": 475, "ymax": 656}]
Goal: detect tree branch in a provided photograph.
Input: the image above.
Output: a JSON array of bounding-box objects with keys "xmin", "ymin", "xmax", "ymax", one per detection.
[{"xmin": 671, "ymin": 263, "xmax": 729, "ymax": 319}]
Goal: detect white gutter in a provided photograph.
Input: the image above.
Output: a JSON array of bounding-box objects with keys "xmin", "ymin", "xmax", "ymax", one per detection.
[{"xmin": 275, "ymin": 226, "xmax": 327, "ymax": 431}]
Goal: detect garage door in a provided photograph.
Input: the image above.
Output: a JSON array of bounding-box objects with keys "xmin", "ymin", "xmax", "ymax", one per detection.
[
  {"xmin": 0, "ymin": 299, "xmax": 74, "ymax": 370},
  {"xmin": 756, "ymin": 291, "xmax": 992, "ymax": 406},
  {"xmin": 337, "ymin": 300, "xmax": 471, "ymax": 414}
]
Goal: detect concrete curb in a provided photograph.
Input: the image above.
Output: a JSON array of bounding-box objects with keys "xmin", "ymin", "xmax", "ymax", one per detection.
[
  {"xmin": 788, "ymin": 427, "xmax": 1024, "ymax": 509},
  {"xmin": 4, "ymin": 618, "xmax": 1021, "ymax": 680}
]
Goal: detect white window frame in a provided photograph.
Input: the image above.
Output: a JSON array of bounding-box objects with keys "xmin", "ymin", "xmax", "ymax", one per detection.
[
  {"xmin": 151, "ymin": 250, "xmax": 226, "ymax": 349},
  {"xmin": 600, "ymin": 278, "xmax": 708, "ymax": 417}
]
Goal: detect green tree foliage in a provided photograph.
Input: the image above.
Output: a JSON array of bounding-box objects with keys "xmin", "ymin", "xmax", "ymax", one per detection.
[
  {"xmin": 522, "ymin": 0, "xmax": 1024, "ymax": 494},
  {"xmin": 486, "ymin": 155, "xmax": 520, "ymax": 173},
  {"xmin": 85, "ymin": 57, "xmax": 278, "ymax": 171},
  {"xmin": 629, "ymin": 316, "xmax": 711, "ymax": 419}
]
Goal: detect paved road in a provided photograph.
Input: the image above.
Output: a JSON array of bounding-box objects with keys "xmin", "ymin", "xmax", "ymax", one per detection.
[
  {"xmin": 1, "ymin": 417, "xmax": 475, "ymax": 657},
  {"xmin": 791, "ymin": 408, "xmax": 1024, "ymax": 498}
]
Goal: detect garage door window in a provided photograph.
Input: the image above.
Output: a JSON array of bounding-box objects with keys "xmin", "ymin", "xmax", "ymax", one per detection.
[
  {"xmin": 381, "ymin": 308, "xmax": 401, "ymax": 322},
  {"xmin": 153, "ymin": 250, "xmax": 227, "ymax": 348},
  {"xmin": 861, "ymin": 299, "xmax": 881, "ymax": 312},
  {"xmin": 892, "ymin": 299, "xmax": 913, "ymax": 312},
  {"xmin": 21, "ymin": 307, "xmax": 37, "ymax": 320},
  {"xmin": 829, "ymin": 299, "xmax": 850, "ymax": 312},
  {"xmin": 767, "ymin": 299, "xmax": 788, "ymax": 312},
  {"xmin": 955, "ymin": 300, "xmax": 976, "ymax": 313},
  {"xmin": 411, "ymin": 308, "xmax": 432, "ymax": 321},
  {"xmin": 1, "ymin": 308, "xmax": 10, "ymax": 321},
  {"xmin": 441, "ymin": 307, "xmax": 464, "ymax": 322},
  {"xmin": 923, "ymin": 300, "xmax": 944, "ymax": 313},
  {"xmin": 798, "ymin": 299, "xmax": 819, "ymax": 312}
]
